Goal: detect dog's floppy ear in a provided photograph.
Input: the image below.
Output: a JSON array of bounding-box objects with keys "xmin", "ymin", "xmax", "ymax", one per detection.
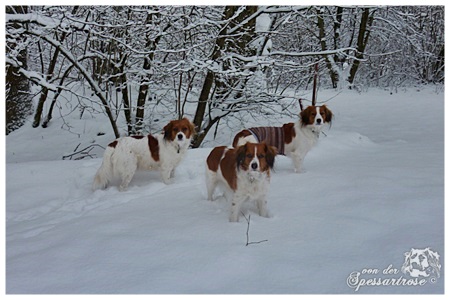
[
  {"xmin": 183, "ymin": 117, "xmax": 196, "ymax": 136},
  {"xmin": 163, "ymin": 121, "xmax": 173, "ymax": 140},
  {"xmin": 264, "ymin": 143, "xmax": 277, "ymax": 169},
  {"xmin": 300, "ymin": 106, "xmax": 313, "ymax": 126},
  {"xmin": 321, "ymin": 105, "xmax": 333, "ymax": 124},
  {"xmin": 236, "ymin": 143, "xmax": 247, "ymax": 170}
]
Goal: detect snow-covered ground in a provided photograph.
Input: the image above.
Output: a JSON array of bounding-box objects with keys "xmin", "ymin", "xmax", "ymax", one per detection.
[{"xmin": 5, "ymin": 87, "xmax": 444, "ymax": 294}]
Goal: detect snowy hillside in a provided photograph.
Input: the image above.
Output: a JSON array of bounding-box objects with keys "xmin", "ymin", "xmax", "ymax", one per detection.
[{"xmin": 6, "ymin": 87, "xmax": 444, "ymax": 294}]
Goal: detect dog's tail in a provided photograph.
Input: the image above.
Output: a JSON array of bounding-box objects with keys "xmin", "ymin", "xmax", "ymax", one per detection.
[{"xmin": 92, "ymin": 146, "xmax": 115, "ymax": 191}]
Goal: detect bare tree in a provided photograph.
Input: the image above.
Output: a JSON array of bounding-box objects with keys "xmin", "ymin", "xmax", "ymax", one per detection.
[
  {"xmin": 5, "ymin": 5, "xmax": 33, "ymax": 134},
  {"xmin": 5, "ymin": 5, "xmax": 444, "ymax": 142},
  {"xmin": 192, "ymin": 6, "xmax": 265, "ymax": 148},
  {"xmin": 347, "ymin": 7, "xmax": 376, "ymax": 86}
]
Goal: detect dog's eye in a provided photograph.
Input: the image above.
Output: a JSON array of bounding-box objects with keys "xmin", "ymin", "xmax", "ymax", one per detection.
[
  {"xmin": 246, "ymin": 154, "xmax": 253, "ymax": 159},
  {"xmin": 257, "ymin": 154, "xmax": 265, "ymax": 159},
  {"xmin": 182, "ymin": 127, "xmax": 187, "ymax": 132},
  {"xmin": 173, "ymin": 128, "xmax": 178, "ymax": 132}
]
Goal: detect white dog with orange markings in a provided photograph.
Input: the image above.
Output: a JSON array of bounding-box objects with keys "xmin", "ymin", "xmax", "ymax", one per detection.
[
  {"xmin": 206, "ymin": 142, "xmax": 277, "ymax": 222},
  {"xmin": 93, "ymin": 118, "xmax": 195, "ymax": 191}
]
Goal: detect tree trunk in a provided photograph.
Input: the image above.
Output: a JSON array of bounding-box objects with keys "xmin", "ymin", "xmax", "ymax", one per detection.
[
  {"xmin": 192, "ymin": 6, "xmax": 258, "ymax": 148},
  {"xmin": 191, "ymin": 7, "xmax": 232, "ymax": 148},
  {"xmin": 135, "ymin": 56, "xmax": 150, "ymax": 133},
  {"xmin": 348, "ymin": 8, "xmax": 376, "ymax": 85},
  {"xmin": 191, "ymin": 70, "xmax": 216, "ymax": 148},
  {"xmin": 33, "ymin": 6, "xmax": 79, "ymax": 128},
  {"xmin": 6, "ymin": 5, "xmax": 32, "ymax": 134},
  {"xmin": 118, "ymin": 54, "xmax": 133, "ymax": 135},
  {"xmin": 135, "ymin": 10, "xmax": 168, "ymax": 134},
  {"xmin": 316, "ymin": 7, "xmax": 339, "ymax": 88},
  {"xmin": 27, "ymin": 31, "xmax": 121, "ymax": 138}
]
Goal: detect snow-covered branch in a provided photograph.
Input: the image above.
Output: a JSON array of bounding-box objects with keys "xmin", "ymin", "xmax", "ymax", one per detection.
[
  {"xmin": 24, "ymin": 27, "xmax": 120, "ymax": 138},
  {"xmin": 269, "ymin": 47, "xmax": 358, "ymax": 57}
]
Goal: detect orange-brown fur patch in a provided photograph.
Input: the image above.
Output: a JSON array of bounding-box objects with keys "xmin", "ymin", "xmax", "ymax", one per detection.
[
  {"xmin": 232, "ymin": 130, "xmax": 252, "ymax": 148},
  {"xmin": 148, "ymin": 134, "xmax": 160, "ymax": 162},
  {"xmin": 219, "ymin": 148, "xmax": 238, "ymax": 191},
  {"xmin": 320, "ymin": 105, "xmax": 333, "ymax": 123},
  {"xmin": 300, "ymin": 106, "xmax": 318, "ymax": 125},
  {"xmin": 282, "ymin": 123, "xmax": 295, "ymax": 144},
  {"xmin": 206, "ymin": 146, "xmax": 227, "ymax": 172},
  {"xmin": 108, "ymin": 140, "xmax": 118, "ymax": 148}
]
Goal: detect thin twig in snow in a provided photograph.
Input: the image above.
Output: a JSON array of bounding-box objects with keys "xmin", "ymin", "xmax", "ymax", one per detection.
[{"xmin": 241, "ymin": 212, "xmax": 268, "ymax": 246}]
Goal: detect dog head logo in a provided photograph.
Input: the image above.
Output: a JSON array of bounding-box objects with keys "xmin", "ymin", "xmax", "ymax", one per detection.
[{"xmin": 401, "ymin": 248, "xmax": 441, "ymax": 278}]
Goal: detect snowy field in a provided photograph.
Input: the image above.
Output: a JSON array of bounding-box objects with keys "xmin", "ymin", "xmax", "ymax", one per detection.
[{"xmin": 5, "ymin": 87, "xmax": 445, "ymax": 294}]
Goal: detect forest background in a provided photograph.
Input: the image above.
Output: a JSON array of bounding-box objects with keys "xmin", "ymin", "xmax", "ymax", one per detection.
[{"xmin": 5, "ymin": 5, "xmax": 445, "ymax": 147}]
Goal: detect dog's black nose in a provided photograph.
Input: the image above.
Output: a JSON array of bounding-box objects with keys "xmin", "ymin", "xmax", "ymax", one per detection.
[
  {"xmin": 316, "ymin": 119, "xmax": 322, "ymax": 124},
  {"xmin": 251, "ymin": 162, "xmax": 258, "ymax": 170},
  {"xmin": 177, "ymin": 133, "xmax": 183, "ymax": 140}
]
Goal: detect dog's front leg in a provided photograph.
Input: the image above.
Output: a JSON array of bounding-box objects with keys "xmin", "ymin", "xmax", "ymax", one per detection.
[
  {"xmin": 291, "ymin": 151, "xmax": 304, "ymax": 173},
  {"xmin": 229, "ymin": 194, "xmax": 245, "ymax": 222},
  {"xmin": 205, "ymin": 169, "xmax": 217, "ymax": 201},
  {"xmin": 160, "ymin": 167, "xmax": 174, "ymax": 184},
  {"xmin": 256, "ymin": 196, "xmax": 269, "ymax": 218}
]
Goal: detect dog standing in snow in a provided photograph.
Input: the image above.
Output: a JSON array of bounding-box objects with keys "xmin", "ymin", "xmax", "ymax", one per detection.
[
  {"xmin": 206, "ymin": 142, "xmax": 277, "ymax": 222},
  {"xmin": 233, "ymin": 105, "xmax": 333, "ymax": 173},
  {"xmin": 93, "ymin": 118, "xmax": 195, "ymax": 191}
]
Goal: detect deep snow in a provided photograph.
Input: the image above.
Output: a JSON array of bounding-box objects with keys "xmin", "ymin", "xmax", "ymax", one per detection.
[{"xmin": 5, "ymin": 87, "xmax": 445, "ymax": 294}]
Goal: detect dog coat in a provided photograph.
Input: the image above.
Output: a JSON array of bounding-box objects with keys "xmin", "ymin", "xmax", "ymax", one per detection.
[{"xmin": 248, "ymin": 127, "xmax": 285, "ymax": 156}]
